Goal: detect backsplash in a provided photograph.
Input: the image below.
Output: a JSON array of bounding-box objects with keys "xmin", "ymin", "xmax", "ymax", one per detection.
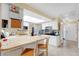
[{"xmin": 0, "ymin": 28, "xmax": 28, "ymax": 36}]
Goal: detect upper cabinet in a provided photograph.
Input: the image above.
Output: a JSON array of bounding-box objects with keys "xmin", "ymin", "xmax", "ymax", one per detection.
[{"xmin": 42, "ymin": 21, "xmax": 58, "ymax": 30}]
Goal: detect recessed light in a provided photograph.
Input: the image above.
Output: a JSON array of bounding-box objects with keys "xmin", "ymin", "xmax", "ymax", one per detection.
[{"xmin": 23, "ymin": 15, "xmax": 47, "ymax": 23}]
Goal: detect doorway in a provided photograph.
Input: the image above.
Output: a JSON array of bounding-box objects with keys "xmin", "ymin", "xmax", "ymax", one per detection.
[{"xmin": 61, "ymin": 22, "xmax": 78, "ymax": 48}]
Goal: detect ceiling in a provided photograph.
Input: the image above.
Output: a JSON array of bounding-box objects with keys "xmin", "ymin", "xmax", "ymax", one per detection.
[
  {"xmin": 15, "ymin": 3, "xmax": 79, "ymax": 23},
  {"xmin": 23, "ymin": 9, "xmax": 50, "ymax": 24},
  {"xmin": 27, "ymin": 3, "xmax": 79, "ymax": 20}
]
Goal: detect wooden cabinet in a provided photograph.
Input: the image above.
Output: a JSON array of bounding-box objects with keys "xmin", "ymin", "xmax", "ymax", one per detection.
[{"xmin": 11, "ymin": 18, "xmax": 21, "ymax": 28}]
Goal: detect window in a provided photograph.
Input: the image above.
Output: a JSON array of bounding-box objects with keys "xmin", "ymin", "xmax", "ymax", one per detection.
[{"xmin": 2, "ymin": 20, "xmax": 8, "ymax": 28}]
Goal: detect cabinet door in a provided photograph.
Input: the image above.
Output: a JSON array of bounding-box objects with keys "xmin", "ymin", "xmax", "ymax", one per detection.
[
  {"xmin": 49, "ymin": 36, "xmax": 57, "ymax": 46},
  {"xmin": 49, "ymin": 36, "xmax": 60, "ymax": 47},
  {"xmin": 11, "ymin": 18, "xmax": 21, "ymax": 28}
]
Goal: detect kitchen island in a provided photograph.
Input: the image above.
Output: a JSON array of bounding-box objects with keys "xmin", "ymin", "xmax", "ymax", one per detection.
[{"xmin": 0, "ymin": 35, "xmax": 49, "ymax": 56}]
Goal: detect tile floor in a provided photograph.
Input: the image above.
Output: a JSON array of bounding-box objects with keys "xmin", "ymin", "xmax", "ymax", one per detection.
[{"xmin": 48, "ymin": 40, "xmax": 79, "ymax": 56}]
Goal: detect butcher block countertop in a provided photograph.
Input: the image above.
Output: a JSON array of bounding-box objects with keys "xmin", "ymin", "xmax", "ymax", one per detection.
[{"xmin": 0, "ymin": 35, "xmax": 49, "ymax": 51}]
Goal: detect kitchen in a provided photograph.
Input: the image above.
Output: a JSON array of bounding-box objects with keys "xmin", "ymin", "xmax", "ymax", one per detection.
[
  {"xmin": 0, "ymin": 3, "xmax": 61, "ymax": 56},
  {"xmin": 0, "ymin": 3, "xmax": 79, "ymax": 56}
]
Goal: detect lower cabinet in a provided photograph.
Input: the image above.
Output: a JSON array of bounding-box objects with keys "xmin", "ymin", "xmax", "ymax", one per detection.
[
  {"xmin": 1, "ymin": 47, "xmax": 23, "ymax": 56},
  {"xmin": 49, "ymin": 36, "xmax": 61, "ymax": 47}
]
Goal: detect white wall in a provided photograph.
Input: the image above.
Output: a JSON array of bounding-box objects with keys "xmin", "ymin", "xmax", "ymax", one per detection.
[
  {"xmin": 9, "ymin": 8, "xmax": 23, "ymax": 19},
  {"xmin": 0, "ymin": 4, "xmax": 1, "ymax": 28},
  {"xmin": 78, "ymin": 22, "xmax": 79, "ymax": 48},
  {"xmin": 1, "ymin": 3, "xmax": 23, "ymax": 20},
  {"xmin": 63, "ymin": 23, "xmax": 77, "ymax": 41},
  {"xmin": 0, "ymin": 3, "xmax": 23, "ymax": 29},
  {"xmin": 1, "ymin": 4, "xmax": 10, "ymax": 20},
  {"xmin": 0, "ymin": 4, "xmax": 1, "ymax": 19}
]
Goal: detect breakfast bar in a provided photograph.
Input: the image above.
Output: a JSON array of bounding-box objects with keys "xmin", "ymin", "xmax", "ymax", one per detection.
[{"xmin": 0, "ymin": 35, "xmax": 49, "ymax": 56}]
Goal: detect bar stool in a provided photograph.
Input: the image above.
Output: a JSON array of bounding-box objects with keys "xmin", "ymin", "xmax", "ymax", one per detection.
[
  {"xmin": 21, "ymin": 42, "xmax": 38, "ymax": 56},
  {"xmin": 0, "ymin": 42, "xmax": 1, "ymax": 48},
  {"xmin": 21, "ymin": 39, "xmax": 38, "ymax": 56},
  {"xmin": 0, "ymin": 42, "xmax": 1, "ymax": 56},
  {"xmin": 38, "ymin": 38, "xmax": 49, "ymax": 56},
  {"xmin": 21, "ymin": 48, "xmax": 35, "ymax": 56}
]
